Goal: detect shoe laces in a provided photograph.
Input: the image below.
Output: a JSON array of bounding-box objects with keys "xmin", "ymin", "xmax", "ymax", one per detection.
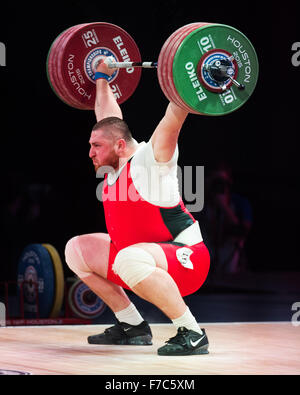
[
  {"xmin": 166, "ymin": 327, "xmax": 189, "ymax": 345},
  {"xmin": 104, "ymin": 322, "xmax": 124, "ymax": 336}
]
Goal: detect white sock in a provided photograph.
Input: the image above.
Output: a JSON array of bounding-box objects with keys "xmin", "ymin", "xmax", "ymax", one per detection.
[
  {"xmin": 115, "ymin": 302, "xmax": 144, "ymax": 326},
  {"xmin": 172, "ymin": 307, "xmax": 203, "ymax": 335}
]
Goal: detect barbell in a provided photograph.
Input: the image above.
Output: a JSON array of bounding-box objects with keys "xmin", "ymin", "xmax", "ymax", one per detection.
[{"xmin": 46, "ymin": 22, "xmax": 259, "ymax": 116}]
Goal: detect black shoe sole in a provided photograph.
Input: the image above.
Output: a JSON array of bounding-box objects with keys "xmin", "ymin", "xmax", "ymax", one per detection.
[
  {"xmin": 88, "ymin": 334, "xmax": 153, "ymax": 345},
  {"xmin": 157, "ymin": 344, "xmax": 209, "ymax": 356}
]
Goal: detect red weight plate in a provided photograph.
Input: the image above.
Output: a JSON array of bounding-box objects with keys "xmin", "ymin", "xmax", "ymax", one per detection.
[
  {"xmin": 59, "ymin": 23, "xmax": 142, "ymax": 110},
  {"xmin": 158, "ymin": 23, "xmax": 201, "ymax": 109},
  {"xmin": 157, "ymin": 25, "xmax": 188, "ymax": 107},
  {"xmin": 164, "ymin": 25, "xmax": 204, "ymax": 112},
  {"xmin": 47, "ymin": 27, "xmax": 73, "ymax": 106},
  {"xmin": 53, "ymin": 25, "xmax": 89, "ymax": 109},
  {"xmin": 158, "ymin": 24, "xmax": 204, "ymax": 111},
  {"xmin": 165, "ymin": 23, "xmax": 212, "ymax": 113},
  {"xmin": 55, "ymin": 25, "xmax": 88, "ymax": 109},
  {"xmin": 52, "ymin": 26, "xmax": 85, "ymax": 108},
  {"xmin": 158, "ymin": 24, "xmax": 203, "ymax": 111},
  {"xmin": 47, "ymin": 25, "xmax": 87, "ymax": 108}
]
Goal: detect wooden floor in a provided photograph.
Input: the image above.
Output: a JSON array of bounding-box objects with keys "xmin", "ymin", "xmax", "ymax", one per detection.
[{"xmin": 0, "ymin": 322, "xmax": 299, "ymax": 375}]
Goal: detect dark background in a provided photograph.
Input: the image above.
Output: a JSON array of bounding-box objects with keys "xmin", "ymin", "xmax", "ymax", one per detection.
[{"xmin": 0, "ymin": 2, "xmax": 299, "ymax": 293}]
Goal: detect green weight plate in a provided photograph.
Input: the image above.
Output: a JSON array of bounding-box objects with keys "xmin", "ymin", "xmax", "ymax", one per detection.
[{"xmin": 172, "ymin": 24, "xmax": 259, "ymax": 116}]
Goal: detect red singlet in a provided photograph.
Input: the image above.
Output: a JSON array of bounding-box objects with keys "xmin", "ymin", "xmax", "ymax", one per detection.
[{"xmin": 103, "ymin": 152, "xmax": 210, "ymax": 296}]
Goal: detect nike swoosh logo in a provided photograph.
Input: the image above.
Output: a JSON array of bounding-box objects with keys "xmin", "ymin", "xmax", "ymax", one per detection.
[
  {"xmin": 124, "ymin": 328, "xmax": 132, "ymax": 332},
  {"xmin": 190, "ymin": 335, "xmax": 205, "ymax": 347}
]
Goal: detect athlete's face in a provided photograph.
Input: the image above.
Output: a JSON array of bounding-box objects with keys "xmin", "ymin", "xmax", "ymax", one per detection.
[{"xmin": 89, "ymin": 129, "xmax": 119, "ymax": 171}]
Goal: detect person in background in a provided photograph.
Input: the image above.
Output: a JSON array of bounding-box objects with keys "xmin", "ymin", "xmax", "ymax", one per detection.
[{"xmin": 198, "ymin": 161, "xmax": 252, "ymax": 275}]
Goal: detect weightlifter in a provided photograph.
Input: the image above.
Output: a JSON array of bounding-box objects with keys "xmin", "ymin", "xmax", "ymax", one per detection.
[{"xmin": 65, "ymin": 57, "xmax": 210, "ymax": 356}]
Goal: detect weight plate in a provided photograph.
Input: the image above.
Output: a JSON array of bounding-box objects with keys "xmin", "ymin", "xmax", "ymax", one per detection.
[
  {"xmin": 55, "ymin": 24, "xmax": 91, "ymax": 109},
  {"xmin": 166, "ymin": 24, "xmax": 214, "ymax": 114},
  {"xmin": 172, "ymin": 24, "xmax": 259, "ymax": 115},
  {"xmin": 57, "ymin": 23, "xmax": 142, "ymax": 110},
  {"xmin": 161, "ymin": 23, "xmax": 211, "ymax": 113},
  {"xmin": 68, "ymin": 280, "xmax": 106, "ymax": 319},
  {"xmin": 46, "ymin": 26, "xmax": 72, "ymax": 104},
  {"xmin": 47, "ymin": 25, "xmax": 89, "ymax": 109},
  {"xmin": 47, "ymin": 25, "xmax": 83, "ymax": 108},
  {"xmin": 42, "ymin": 244, "xmax": 64, "ymax": 318},
  {"xmin": 158, "ymin": 23, "xmax": 202, "ymax": 109},
  {"xmin": 47, "ymin": 25, "xmax": 81, "ymax": 108},
  {"xmin": 17, "ymin": 244, "xmax": 55, "ymax": 318},
  {"xmin": 47, "ymin": 29, "xmax": 68, "ymax": 105}
]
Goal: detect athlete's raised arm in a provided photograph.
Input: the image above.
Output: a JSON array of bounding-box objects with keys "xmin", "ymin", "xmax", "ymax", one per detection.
[
  {"xmin": 151, "ymin": 102, "xmax": 189, "ymax": 163},
  {"xmin": 94, "ymin": 58, "xmax": 123, "ymax": 122}
]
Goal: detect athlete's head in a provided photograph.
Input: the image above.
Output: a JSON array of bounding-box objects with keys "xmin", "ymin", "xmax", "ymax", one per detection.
[{"xmin": 89, "ymin": 117, "xmax": 134, "ymax": 171}]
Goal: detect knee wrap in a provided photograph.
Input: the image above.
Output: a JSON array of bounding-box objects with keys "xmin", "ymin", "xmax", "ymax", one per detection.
[
  {"xmin": 65, "ymin": 236, "xmax": 92, "ymax": 279},
  {"xmin": 112, "ymin": 246, "xmax": 156, "ymax": 288}
]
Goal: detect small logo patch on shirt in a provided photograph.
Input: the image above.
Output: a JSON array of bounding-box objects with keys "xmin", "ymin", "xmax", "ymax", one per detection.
[{"xmin": 176, "ymin": 247, "xmax": 194, "ymax": 270}]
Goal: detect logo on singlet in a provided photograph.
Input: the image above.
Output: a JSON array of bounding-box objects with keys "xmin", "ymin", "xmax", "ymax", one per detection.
[{"xmin": 176, "ymin": 247, "xmax": 194, "ymax": 270}]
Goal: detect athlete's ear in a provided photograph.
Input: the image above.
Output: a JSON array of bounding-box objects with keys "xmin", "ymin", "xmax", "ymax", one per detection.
[{"xmin": 115, "ymin": 138, "xmax": 126, "ymax": 154}]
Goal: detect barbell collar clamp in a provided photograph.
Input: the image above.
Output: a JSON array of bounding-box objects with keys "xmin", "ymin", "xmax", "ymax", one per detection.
[{"xmin": 226, "ymin": 75, "xmax": 245, "ymax": 90}]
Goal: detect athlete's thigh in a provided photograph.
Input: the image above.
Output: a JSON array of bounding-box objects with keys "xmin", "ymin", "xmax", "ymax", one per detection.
[{"xmin": 77, "ymin": 233, "xmax": 111, "ymax": 278}]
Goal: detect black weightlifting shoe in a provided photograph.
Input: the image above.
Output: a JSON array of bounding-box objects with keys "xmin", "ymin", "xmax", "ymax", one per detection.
[
  {"xmin": 87, "ymin": 320, "xmax": 153, "ymax": 345},
  {"xmin": 157, "ymin": 327, "xmax": 209, "ymax": 356}
]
